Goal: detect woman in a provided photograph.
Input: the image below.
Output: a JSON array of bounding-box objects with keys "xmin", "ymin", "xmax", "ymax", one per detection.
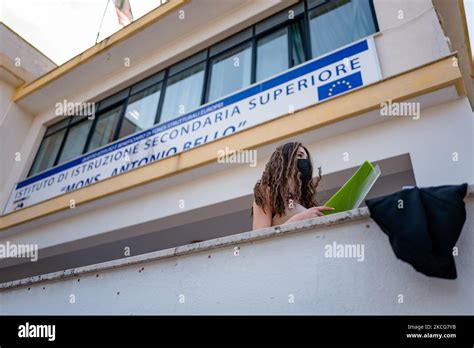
[{"xmin": 252, "ymin": 142, "xmax": 333, "ymax": 229}]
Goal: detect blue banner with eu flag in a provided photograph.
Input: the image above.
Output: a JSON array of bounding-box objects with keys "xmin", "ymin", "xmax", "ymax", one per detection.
[{"xmin": 318, "ymin": 71, "xmax": 363, "ymax": 101}]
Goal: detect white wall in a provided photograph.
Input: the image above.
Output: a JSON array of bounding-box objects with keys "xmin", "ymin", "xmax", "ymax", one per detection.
[
  {"xmin": 0, "ymin": 23, "xmax": 55, "ymax": 210},
  {"xmin": 0, "ymin": 81, "xmax": 35, "ymax": 208},
  {"xmin": 373, "ymin": 0, "xmax": 450, "ymax": 78},
  {"xmin": 1, "ymin": 199, "xmax": 472, "ymax": 315}
]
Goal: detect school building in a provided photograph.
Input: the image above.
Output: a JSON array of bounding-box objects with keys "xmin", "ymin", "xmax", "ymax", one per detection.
[{"xmin": 0, "ymin": 0, "xmax": 473, "ymax": 314}]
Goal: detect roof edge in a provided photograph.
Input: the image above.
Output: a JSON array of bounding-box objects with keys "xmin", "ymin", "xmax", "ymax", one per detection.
[
  {"xmin": 0, "ymin": 21, "xmax": 57, "ymax": 67},
  {"xmin": 12, "ymin": 0, "xmax": 190, "ymax": 103}
]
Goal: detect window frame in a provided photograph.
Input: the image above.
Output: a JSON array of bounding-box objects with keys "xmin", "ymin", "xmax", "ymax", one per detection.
[
  {"xmin": 28, "ymin": 123, "xmax": 68, "ymax": 177},
  {"xmin": 205, "ymin": 38, "xmax": 254, "ymax": 104},
  {"xmin": 50, "ymin": 119, "xmax": 72, "ymax": 168},
  {"xmin": 118, "ymin": 82, "xmax": 164, "ymax": 140},
  {"xmin": 255, "ymin": 26, "xmax": 290, "ymax": 83},
  {"xmin": 305, "ymin": 0, "xmax": 379, "ymax": 58},
  {"xmin": 56, "ymin": 117, "xmax": 94, "ymax": 165},
  {"xmin": 156, "ymin": 56, "xmax": 207, "ymax": 124},
  {"xmin": 84, "ymin": 99, "xmax": 127, "ymax": 154},
  {"xmin": 254, "ymin": 17, "xmax": 308, "ymax": 83}
]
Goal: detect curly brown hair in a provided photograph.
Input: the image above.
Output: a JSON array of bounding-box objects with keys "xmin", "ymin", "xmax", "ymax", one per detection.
[{"xmin": 253, "ymin": 142, "xmax": 322, "ymax": 218}]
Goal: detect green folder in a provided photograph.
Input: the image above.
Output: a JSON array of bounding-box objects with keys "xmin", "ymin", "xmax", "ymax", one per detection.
[{"xmin": 323, "ymin": 160, "xmax": 381, "ymax": 215}]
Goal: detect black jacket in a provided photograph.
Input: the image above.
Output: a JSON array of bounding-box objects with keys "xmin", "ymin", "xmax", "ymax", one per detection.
[{"xmin": 365, "ymin": 184, "xmax": 468, "ymax": 279}]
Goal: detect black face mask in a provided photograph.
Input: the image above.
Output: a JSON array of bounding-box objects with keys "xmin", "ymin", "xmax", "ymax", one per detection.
[{"xmin": 297, "ymin": 158, "xmax": 312, "ymax": 185}]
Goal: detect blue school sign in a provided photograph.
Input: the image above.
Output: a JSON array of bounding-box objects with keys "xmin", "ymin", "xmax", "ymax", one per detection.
[{"xmin": 4, "ymin": 36, "xmax": 382, "ymax": 214}]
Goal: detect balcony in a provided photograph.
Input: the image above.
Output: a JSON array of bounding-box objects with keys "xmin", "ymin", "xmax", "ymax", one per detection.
[{"xmin": 1, "ymin": 185, "xmax": 472, "ymax": 315}]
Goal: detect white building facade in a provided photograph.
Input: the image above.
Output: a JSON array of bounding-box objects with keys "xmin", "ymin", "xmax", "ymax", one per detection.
[{"xmin": 0, "ymin": 0, "xmax": 473, "ymax": 314}]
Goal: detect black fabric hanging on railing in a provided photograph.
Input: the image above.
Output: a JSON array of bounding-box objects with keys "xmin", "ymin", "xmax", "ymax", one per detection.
[{"xmin": 365, "ymin": 183, "xmax": 468, "ymax": 279}]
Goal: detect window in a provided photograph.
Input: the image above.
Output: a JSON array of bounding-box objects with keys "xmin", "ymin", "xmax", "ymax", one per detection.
[
  {"xmin": 57, "ymin": 119, "xmax": 93, "ymax": 164},
  {"xmin": 290, "ymin": 20, "xmax": 306, "ymax": 67},
  {"xmin": 29, "ymin": 128, "xmax": 67, "ymax": 176},
  {"xmin": 44, "ymin": 118, "xmax": 69, "ymax": 136},
  {"xmin": 309, "ymin": 0, "xmax": 377, "ymax": 58},
  {"xmin": 97, "ymin": 89, "xmax": 128, "ymax": 111},
  {"xmin": 207, "ymin": 42, "xmax": 252, "ymax": 102},
  {"xmin": 159, "ymin": 62, "xmax": 205, "ymax": 124},
  {"xmin": 86, "ymin": 106, "xmax": 123, "ymax": 152},
  {"xmin": 255, "ymin": 2, "xmax": 304, "ymax": 34},
  {"xmin": 130, "ymin": 72, "xmax": 164, "ymax": 95},
  {"xmin": 210, "ymin": 28, "xmax": 252, "ymax": 57},
  {"xmin": 256, "ymin": 19, "xmax": 306, "ymax": 82},
  {"xmin": 256, "ymin": 28, "xmax": 288, "ymax": 81},
  {"xmin": 119, "ymin": 83, "xmax": 162, "ymax": 139}
]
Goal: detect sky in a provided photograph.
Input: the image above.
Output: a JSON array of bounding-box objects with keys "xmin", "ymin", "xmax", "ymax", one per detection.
[
  {"xmin": 0, "ymin": 0, "xmax": 473, "ymax": 66},
  {"xmin": 0, "ymin": 0, "xmax": 166, "ymax": 65}
]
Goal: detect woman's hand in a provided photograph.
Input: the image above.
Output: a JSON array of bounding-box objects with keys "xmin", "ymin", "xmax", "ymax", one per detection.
[
  {"xmin": 284, "ymin": 206, "xmax": 334, "ymax": 224},
  {"xmin": 298, "ymin": 206, "xmax": 334, "ymax": 219}
]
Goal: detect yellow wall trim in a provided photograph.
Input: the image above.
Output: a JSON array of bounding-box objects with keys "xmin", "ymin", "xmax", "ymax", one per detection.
[
  {"xmin": 0, "ymin": 54, "xmax": 462, "ymax": 230},
  {"xmin": 12, "ymin": 0, "xmax": 190, "ymax": 102}
]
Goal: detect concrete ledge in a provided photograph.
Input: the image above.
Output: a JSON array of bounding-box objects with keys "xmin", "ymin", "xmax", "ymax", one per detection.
[
  {"xmin": 0, "ymin": 207, "xmax": 370, "ymax": 290},
  {"xmin": 1, "ymin": 183, "xmax": 472, "ymax": 290}
]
